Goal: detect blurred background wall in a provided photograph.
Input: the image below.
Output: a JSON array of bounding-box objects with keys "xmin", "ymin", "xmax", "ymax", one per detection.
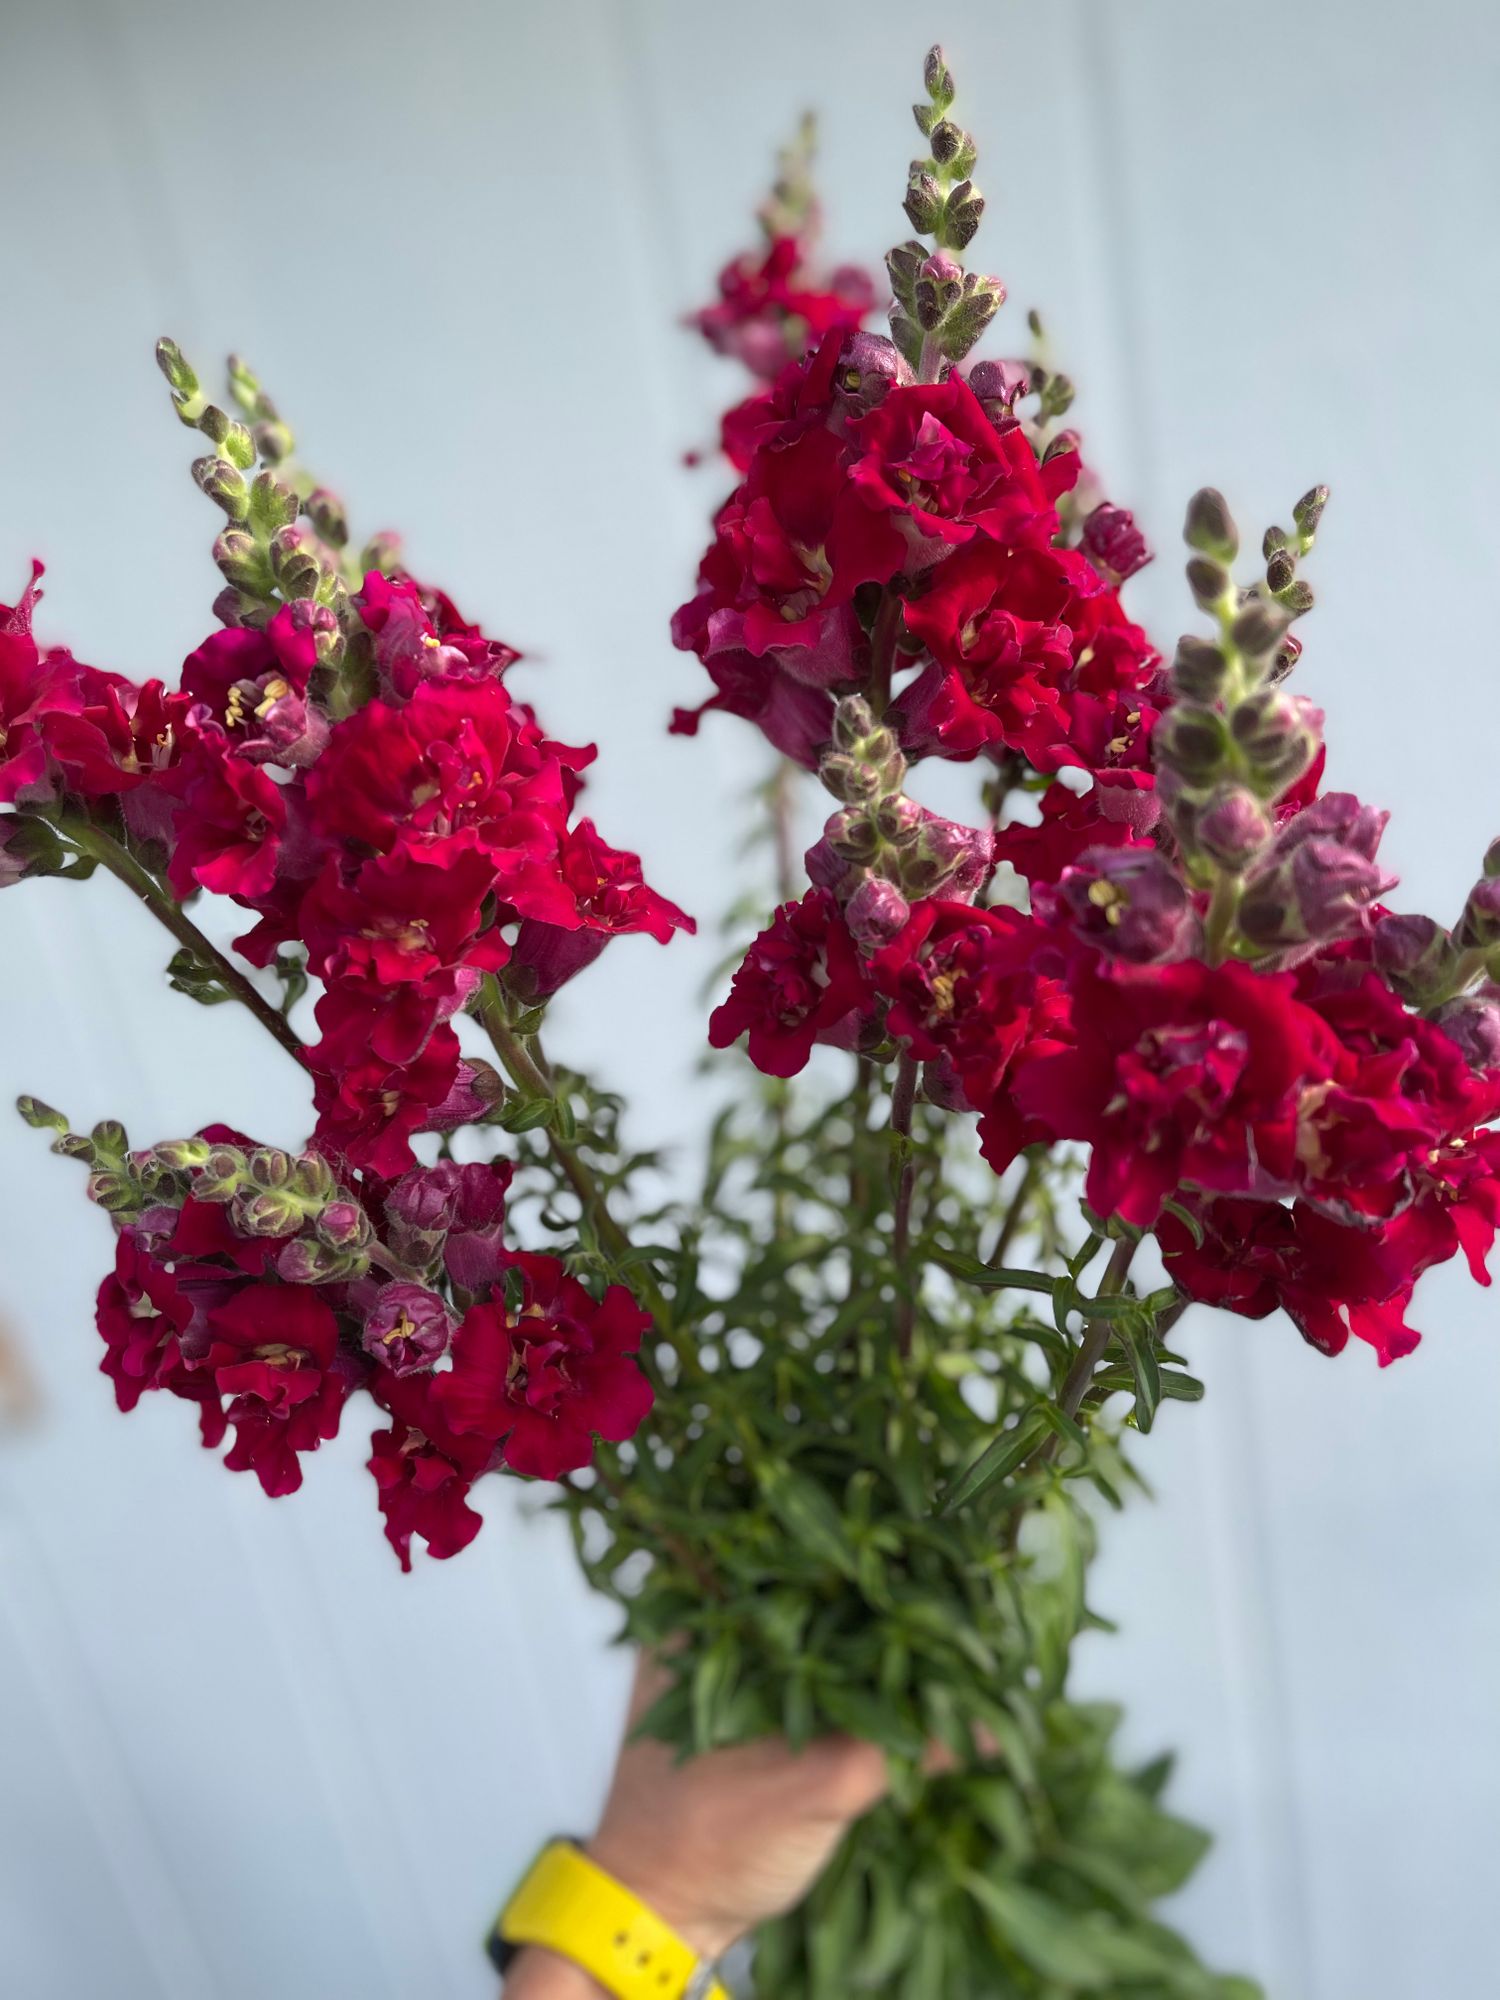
[{"xmin": 2, "ymin": 2, "xmax": 1498, "ymax": 1994}]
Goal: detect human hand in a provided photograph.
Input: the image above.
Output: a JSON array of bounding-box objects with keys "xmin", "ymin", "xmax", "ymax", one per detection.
[{"xmin": 502, "ymin": 1652, "xmax": 890, "ymax": 1995}]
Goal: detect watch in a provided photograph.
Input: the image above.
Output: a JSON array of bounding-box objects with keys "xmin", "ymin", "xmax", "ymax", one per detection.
[{"xmin": 487, "ymin": 1838, "xmax": 730, "ymax": 2000}]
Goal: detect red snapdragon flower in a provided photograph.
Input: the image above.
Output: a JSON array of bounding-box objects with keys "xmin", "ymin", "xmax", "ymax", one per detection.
[
  {"xmin": 992, "ymin": 774, "xmax": 1160, "ymax": 887},
  {"xmin": 355, "ymin": 571, "xmax": 519, "ymax": 704},
  {"xmin": 709, "ymin": 888, "xmax": 873, "ymax": 1077},
  {"xmin": 435, "ymin": 1255, "xmax": 653, "ymax": 1480},
  {"xmin": 307, "ymin": 992, "xmax": 463, "ymax": 1177},
  {"xmin": 201, "ymin": 1282, "xmax": 357, "ymax": 1497},
  {"xmin": 509, "ymin": 817, "xmax": 694, "ymax": 997},
  {"xmin": 1013, "ymin": 956, "xmax": 1340, "ymax": 1226},
  {"xmin": 845, "ymin": 375, "xmax": 1064, "ymax": 562},
  {"xmin": 40, "ymin": 670, "xmax": 191, "ymax": 798},
  {"xmin": 300, "ymin": 839, "xmax": 509, "ymax": 990},
  {"xmin": 164, "ymin": 735, "xmax": 288, "ymax": 902},
  {"xmin": 304, "ymin": 682, "xmax": 583, "ymax": 924},
  {"xmin": 95, "ymin": 1229, "xmax": 225, "ymax": 1440},
  {"xmin": 691, "ymin": 235, "xmax": 876, "ymax": 379},
  {"xmin": 872, "ymin": 900, "xmax": 1071, "ymax": 1165},
  {"xmin": 367, "ymin": 1370, "xmax": 496, "ymax": 1570},
  {"xmin": 0, "ymin": 563, "xmax": 89, "ymax": 805}
]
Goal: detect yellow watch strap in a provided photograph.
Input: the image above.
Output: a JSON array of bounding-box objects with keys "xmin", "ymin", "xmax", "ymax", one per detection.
[{"xmin": 494, "ymin": 1840, "xmax": 730, "ymax": 2000}]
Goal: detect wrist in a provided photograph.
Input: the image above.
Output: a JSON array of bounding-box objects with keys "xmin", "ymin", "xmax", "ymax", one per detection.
[
  {"xmin": 583, "ymin": 1836, "xmax": 735, "ymax": 1964},
  {"xmin": 502, "ymin": 1943, "xmax": 611, "ymax": 1998}
]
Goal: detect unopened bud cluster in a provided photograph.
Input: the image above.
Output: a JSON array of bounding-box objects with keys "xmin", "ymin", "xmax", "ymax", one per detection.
[
  {"xmin": 156, "ymin": 340, "xmax": 368, "ymax": 669},
  {"xmin": 811, "ymin": 696, "xmax": 991, "ymax": 944},
  {"xmin": 19, "ymin": 1100, "xmax": 378, "ymax": 1282},
  {"xmin": 1149, "ymin": 484, "xmax": 1381, "ymax": 958},
  {"xmin": 887, "ymin": 46, "xmax": 1003, "ymax": 372}
]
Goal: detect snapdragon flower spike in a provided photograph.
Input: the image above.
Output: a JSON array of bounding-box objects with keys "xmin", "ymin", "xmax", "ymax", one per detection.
[{"xmin": 27, "ymin": 1103, "xmax": 652, "ymax": 1552}]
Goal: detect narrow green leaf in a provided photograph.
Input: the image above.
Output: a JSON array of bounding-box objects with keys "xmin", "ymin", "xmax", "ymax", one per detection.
[
  {"xmin": 934, "ymin": 1253, "xmax": 1054, "ymax": 1295},
  {"xmin": 937, "ymin": 1415, "xmax": 1046, "ymax": 1515},
  {"xmin": 1117, "ymin": 1320, "xmax": 1162, "ymax": 1433},
  {"xmin": 963, "ymin": 1872, "xmax": 1113, "ymax": 1986}
]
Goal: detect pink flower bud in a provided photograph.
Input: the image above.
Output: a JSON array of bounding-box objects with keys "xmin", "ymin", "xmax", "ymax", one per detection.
[
  {"xmin": 831, "ymin": 333, "xmax": 912, "ymax": 421},
  {"xmin": 1456, "ymin": 877, "xmax": 1500, "ymax": 951},
  {"xmin": 1043, "ymin": 847, "xmax": 1197, "ymax": 964},
  {"xmin": 965, "ymin": 357, "xmax": 1031, "ymax": 414},
  {"xmin": 1196, "ymin": 787, "xmax": 1274, "ymax": 872},
  {"xmin": 1081, "ymin": 503, "xmax": 1151, "ymax": 584},
  {"xmin": 315, "ymin": 1200, "xmax": 371, "ymax": 1250},
  {"xmin": 844, "ymin": 876, "xmax": 910, "ymax": 948},
  {"xmin": 361, "ymin": 1282, "xmax": 454, "ymax": 1375},
  {"xmin": 1374, "ymin": 913, "xmax": 1457, "ymax": 1004},
  {"xmin": 1432, "ymin": 991, "xmax": 1500, "ymax": 1073}
]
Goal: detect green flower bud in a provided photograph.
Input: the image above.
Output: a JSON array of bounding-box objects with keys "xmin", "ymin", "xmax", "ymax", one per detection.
[
  {"xmin": 153, "ymin": 1137, "xmax": 214, "ymax": 1170},
  {"xmin": 248, "ymin": 471, "xmax": 301, "ymax": 538},
  {"xmin": 90, "ymin": 1119, "xmax": 128, "ymax": 1161},
  {"xmin": 248, "ymin": 1147, "xmax": 294, "ymax": 1190},
  {"xmin": 231, "ymin": 1188, "xmax": 304, "ymax": 1237},
  {"xmin": 929, "ymin": 119, "xmax": 964, "ymax": 166},
  {"xmin": 213, "ymin": 530, "xmax": 276, "ymax": 596},
  {"xmin": 289, "ymin": 1151, "xmax": 335, "ymax": 1201},
  {"xmin": 924, "ymin": 45, "xmax": 955, "ymax": 111},
  {"xmin": 1153, "ymin": 704, "xmax": 1230, "ymax": 783},
  {"xmin": 940, "ymin": 280, "xmax": 1003, "ymax": 362},
  {"xmin": 885, "ymin": 241, "xmax": 925, "ymax": 312},
  {"xmin": 1293, "ymin": 484, "xmax": 1330, "ymax": 539},
  {"xmin": 156, "ymin": 336, "xmax": 206, "ymax": 425},
  {"xmin": 1265, "ymin": 549, "xmax": 1296, "ymax": 595},
  {"xmin": 1170, "ymin": 634, "xmax": 1230, "ymax": 703},
  {"xmin": 87, "ymin": 1171, "xmax": 137, "ymax": 1213},
  {"xmin": 1184, "ymin": 487, "xmax": 1239, "ymax": 563},
  {"xmin": 904, "ymin": 169, "xmax": 944, "ymax": 236},
  {"xmin": 1185, "ymin": 556, "xmax": 1233, "ymax": 611},
  {"xmin": 358, "ymin": 531, "xmax": 404, "ymax": 577},
  {"xmin": 269, "ymin": 525, "xmax": 323, "ymax": 600},
  {"xmin": 16, "ymin": 1096, "xmax": 69, "ymax": 1134},
  {"xmin": 941, "ymin": 182, "xmax": 985, "ymax": 251},
  {"xmin": 1230, "ymin": 598, "xmax": 1291, "ymax": 660},
  {"xmin": 826, "ymin": 808, "xmax": 881, "ymax": 863},
  {"xmin": 305, "ymin": 487, "xmax": 348, "ymax": 548},
  {"xmin": 194, "ymin": 1145, "xmax": 248, "ymax": 1202},
  {"xmin": 197, "ymin": 404, "xmax": 256, "ymax": 470},
  {"xmin": 1231, "ymin": 689, "xmax": 1323, "ymax": 795},
  {"xmin": 192, "ymin": 456, "xmax": 250, "ymax": 522}
]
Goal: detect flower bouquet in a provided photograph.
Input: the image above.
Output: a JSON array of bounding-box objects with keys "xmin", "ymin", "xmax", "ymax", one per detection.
[{"xmin": 8, "ymin": 44, "xmax": 1500, "ymax": 1999}]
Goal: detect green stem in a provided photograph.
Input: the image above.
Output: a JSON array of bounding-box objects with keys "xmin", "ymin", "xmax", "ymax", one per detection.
[
  {"xmin": 985, "ymin": 1151, "xmax": 1042, "ymax": 1269},
  {"xmin": 1054, "ymin": 1236, "xmax": 1137, "ymax": 1423},
  {"xmin": 1203, "ymin": 871, "xmax": 1241, "ymax": 966},
  {"xmin": 889, "ymin": 1052, "xmax": 919, "ymax": 1358},
  {"xmin": 475, "ymin": 981, "xmax": 699, "ymax": 1376},
  {"xmin": 57, "ymin": 812, "xmax": 305, "ymax": 1066},
  {"xmin": 866, "ymin": 591, "xmax": 905, "ymax": 718}
]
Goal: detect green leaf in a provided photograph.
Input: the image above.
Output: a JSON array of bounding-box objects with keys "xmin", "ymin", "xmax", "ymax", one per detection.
[
  {"xmin": 937, "ymin": 1415, "xmax": 1046, "ymax": 1515},
  {"xmin": 816, "ymin": 1682, "xmax": 925, "ymax": 1761},
  {"xmin": 850, "ymin": 1853, "xmax": 919, "ymax": 1989},
  {"xmin": 1116, "ymin": 1318, "xmax": 1162, "ymax": 1433},
  {"xmin": 690, "ymin": 1635, "xmax": 738, "ymax": 1752},
  {"xmin": 1160, "ymin": 1197, "xmax": 1205, "ymax": 1246},
  {"xmin": 1033, "ymin": 1399, "xmax": 1089, "ymax": 1454},
  {"xmin": 963, "ymin": 1873, "xmax": 1114, "ymax": 1986},
  {"xmin": 498, "ymin": 1095, "xmax": 555, "ymax": 1134},
  {"xmin": 933, "ymin": 1253, "xmax": 1054, "ymax": 1296},
  {"xmin": 756, "ymin": 1465, "xmax": 858, "ymax": 1578}
]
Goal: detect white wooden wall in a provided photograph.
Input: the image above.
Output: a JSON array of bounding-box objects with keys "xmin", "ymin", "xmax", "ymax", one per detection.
[{"xmin": 2, "ymin": 3, "xmax": 1498, "ymax": 1995}]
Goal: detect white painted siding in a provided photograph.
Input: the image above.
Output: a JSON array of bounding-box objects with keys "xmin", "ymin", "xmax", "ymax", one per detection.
[{"xmin": 1, "ymin": 4, "xmax": 1496, "ymax": 1994}]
